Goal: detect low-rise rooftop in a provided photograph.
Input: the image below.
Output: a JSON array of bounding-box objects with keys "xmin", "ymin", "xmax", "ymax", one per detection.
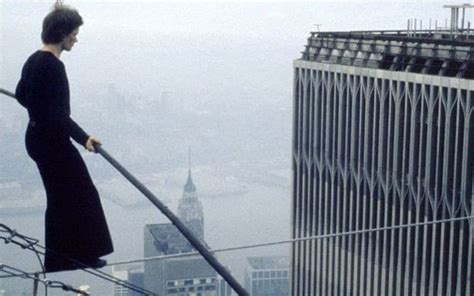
[{"xmin": 247, "ymin": 256, "xmax": 289, "ymax": 270}]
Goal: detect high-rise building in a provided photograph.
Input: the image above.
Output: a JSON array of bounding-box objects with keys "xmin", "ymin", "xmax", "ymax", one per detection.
[
  {"xmin": 144, "ymin": 164, "xmax": 231, "ymax": 295},
  {"xmin": 178, "ymin": 168, "xmax": 205, "ymax": 242},
  {"xmin": 144, "ymin": 222, "xmax": 218, "ymax": 295},
  {"xmin": 244, "ymin": 256, "xmax": 289, "ymax": 296},
  {"xmin": 291, "ymin": 14, "xmax": 474, "ymax": 295}
]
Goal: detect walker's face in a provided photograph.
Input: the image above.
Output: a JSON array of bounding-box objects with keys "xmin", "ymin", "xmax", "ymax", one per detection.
[{"xmin": 62, "ymin": 28, "xmax": 79, "ymax": 51}]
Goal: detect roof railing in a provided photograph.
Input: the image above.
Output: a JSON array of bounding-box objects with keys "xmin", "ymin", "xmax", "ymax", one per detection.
[{"xmin": 308, "ymin": 29, "xmax": 474, "ymax": 46}]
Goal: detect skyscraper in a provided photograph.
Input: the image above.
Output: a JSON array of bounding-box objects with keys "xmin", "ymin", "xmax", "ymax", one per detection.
[
  {"xmin": 291, "ymin": 17, "xmax": 473, "ymax": 295},
  {"xmin": 178, "ymin": 168, "xmax": 205, "ymax": 242},
  {"xmin": 144, "ymin": 162, "xmax": 228, "ymax": 295}
]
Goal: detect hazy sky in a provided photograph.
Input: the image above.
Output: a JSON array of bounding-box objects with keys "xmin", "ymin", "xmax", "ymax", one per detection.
[{"xmin": 2, "ymin": 1, "xmax": 470, "ymax": 97}]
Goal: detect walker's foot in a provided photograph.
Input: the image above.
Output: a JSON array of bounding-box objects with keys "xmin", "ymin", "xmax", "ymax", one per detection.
[
  {"xmin": 45, "ymin": 258, "xmax": 107, "ymax": 272},
  {"xmin": 86, "ymin": 258, "xmax": 107, "ymax": 269}
]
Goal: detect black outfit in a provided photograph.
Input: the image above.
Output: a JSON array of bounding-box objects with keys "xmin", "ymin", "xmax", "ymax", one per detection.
[{"xmin": 16, "ymin": 51, "xmax": 113, "ymax": 272}]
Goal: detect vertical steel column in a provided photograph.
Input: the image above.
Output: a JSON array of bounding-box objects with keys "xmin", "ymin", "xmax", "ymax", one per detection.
[
  {"xmin": 308, "ymin": 69, "xmax": 316, "ymax": 296},
  {"xmin": 290, "ymin": 66, "xmax": 302, "ymax": 296},
  {"xmin": 360, "ymin": 75, "xmax": 373, "ymax": 295},
  {"xmin": 333, "ymin": 72, "xmax": 345, "ymax": 295},
  {"xmin": 421, "ymin": 84, "xmax": 434, "ymax": 295},
  {"xmin": 314, "ymin": 69, "xmax": 325, "ymax": 296},
  {"xmin": 301, "ymin": 68, "xmax": 310, "ymax": 296},
  {"xmin": 462, "ymin": 91, "xmax": 473, "ymax": 296},
  {"xmin": 327, "ymin": 71, "xmax": 336, "ymax": 296}
]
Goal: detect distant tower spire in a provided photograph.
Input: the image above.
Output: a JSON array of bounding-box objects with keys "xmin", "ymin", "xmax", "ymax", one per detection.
[
  {"xmin": 189, "ymin": 145, "xmax": 191, "ymax": 171},
  {"xmin": 184, "ymin": 146, "xmax": 196, "ymax": 192},
  {"xmin": 178, "ymin": 146, "xmax": 204, "ymax": 241}
]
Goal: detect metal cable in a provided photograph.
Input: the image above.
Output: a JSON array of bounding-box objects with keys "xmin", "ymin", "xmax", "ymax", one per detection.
[
  {"xmin": 0, "ymin": 264, "xmax": 88, "ymax": 295},
  {"xmin": 0, "ymin": 224, "xmax": 46, "ymax": 274},
  {"xmin": 0, "ymin": 224, "xmax": 157, "ymax": 296},
  {"xmin": 3, "ymin": 215, "xmax": 472, "ymax": 279},
  {"xmin": 95, "ymin": 145, "xmax": 248, "ymax": 296},
  {"xmin": 32, "ymin": 244, "xmax": 157, "ymax": 296},
  {"xmin": 0, "ymin": 85, "xmax": 160, "ymax": 295},
  {"xmin": 108, "ymin": 215, "xmax": 474, "ymax": 266},
  {"xmin": 1, "ymin": 88, "xmax": 248, "ymax": 295}
]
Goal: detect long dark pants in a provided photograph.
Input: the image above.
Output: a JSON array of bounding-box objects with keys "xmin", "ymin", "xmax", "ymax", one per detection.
[{"xmin": 26, "ymin": 124, "xmax": 113, "ymax": 272}]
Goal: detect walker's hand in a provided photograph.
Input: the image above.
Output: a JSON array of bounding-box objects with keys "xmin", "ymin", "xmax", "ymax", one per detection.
[{"xmin": 86, "ymin": 136, "xmax": 102, "ymax": 152}]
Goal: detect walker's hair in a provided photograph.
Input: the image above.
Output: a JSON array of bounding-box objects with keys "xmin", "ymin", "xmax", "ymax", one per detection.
[{"xmin": 41, "ymin": 2, "xmax": 83, "ymax": 44}]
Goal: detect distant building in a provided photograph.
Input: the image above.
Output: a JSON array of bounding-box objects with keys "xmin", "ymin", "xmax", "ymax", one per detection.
[
  {"xmin": 112, "ymin": 263, "xmax": 144, "ymax": 296},
  {"xmin": 177, "ymin": 168, "xmax": 205, "ymax": 242},
  {"xmin": 216, "ymin": 276, "xmax": 233, "ymax": 296},
  {"xmin": 144, "ymin": 222, "xmax": 223, "ymax": 296},
  {"xmin": 244, "ymin": 256, "xmax": 289, "ymax": 296},
  {"xmin": 144, "ymin": 163, "xmax": 232, "ymax": 295},
  {"xmin": 291, "ymin": 8, "xmax": 473, "ymax": 296}
]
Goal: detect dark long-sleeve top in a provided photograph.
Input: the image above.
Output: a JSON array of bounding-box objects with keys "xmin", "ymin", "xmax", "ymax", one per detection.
[{"xmin": 16, "ymin": 50, "xmax": 89, "ymax": 146}]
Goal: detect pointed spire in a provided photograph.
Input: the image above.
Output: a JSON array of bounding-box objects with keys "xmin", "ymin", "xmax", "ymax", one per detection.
[
  {"xmin": 184, "ymin": 146, "xmax": 196, "ymax": 192},
  {"xmin": 178, "ymin": 145, "xmax": 203, "ymax": 240},
  {"xmin": 188, "ymin": 145, "xmax": 191, "ymax": 172}
]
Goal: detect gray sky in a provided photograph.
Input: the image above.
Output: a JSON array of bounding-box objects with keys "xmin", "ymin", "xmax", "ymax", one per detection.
[{"xmin": 2, "ymin": 1, "xmax": 469, "ymax": 97}]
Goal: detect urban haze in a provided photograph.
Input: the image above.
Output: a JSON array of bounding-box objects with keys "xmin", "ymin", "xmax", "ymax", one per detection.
[{"xmin": 0, "ymin": 1, "xmax": 470, "ymax": 295}]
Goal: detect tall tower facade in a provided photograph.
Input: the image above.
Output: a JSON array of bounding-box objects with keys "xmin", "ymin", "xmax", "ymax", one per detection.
[
  {"xmin": 143, "ymin": 165, "xmax": 218, "ymax": 295},
  {"xmin": 177, "ymin": 168, "xmax": 205, "ymax": 241},
  {"xmin": 291, "ymin": 29, "xmax": 473, "ymax": 295}
]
